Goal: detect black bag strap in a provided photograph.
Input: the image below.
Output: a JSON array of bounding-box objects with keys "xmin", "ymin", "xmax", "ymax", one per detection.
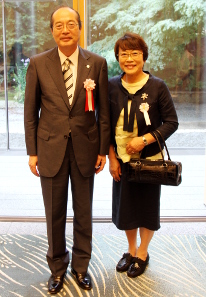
[{"xmin": 153, "ymin": 130, "xmax": 171, "ymax": 161}]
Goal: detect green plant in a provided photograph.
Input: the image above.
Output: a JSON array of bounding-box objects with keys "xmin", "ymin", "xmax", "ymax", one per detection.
[
  {"xmin": 13, "ymin": 58, "xmax": 29, "ymax": 103},
  {"xmin": 0, "ymin": 74, "xmax": 3, "ymax": 85}
]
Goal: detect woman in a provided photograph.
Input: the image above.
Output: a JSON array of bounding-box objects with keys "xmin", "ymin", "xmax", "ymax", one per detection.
[{"xmin": 108, "ymin": 33, "xmax": 178, "ymax": 278}]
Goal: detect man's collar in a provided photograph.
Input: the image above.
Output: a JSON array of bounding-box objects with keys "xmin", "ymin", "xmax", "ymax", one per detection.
[{"xmin": 58, "ymin": 47, "xmax": 79, "ymax": 67}]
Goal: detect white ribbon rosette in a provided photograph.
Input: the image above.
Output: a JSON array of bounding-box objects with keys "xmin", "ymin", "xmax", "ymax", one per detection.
[
  {"xmin": 139, "ymin": 102, "xmax": 151, "ymax": 125},
  {"xmin": 84, "ymin": 79, "xmax": 96, "ymax": 111}
]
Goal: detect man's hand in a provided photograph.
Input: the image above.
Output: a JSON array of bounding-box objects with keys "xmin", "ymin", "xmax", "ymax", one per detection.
[
  {"xmin": 95, "ymin": 155, "xmax": 106, "ymax": 174},
  {"xmin": 28, "ymin": 155, "xmax": 39, "ymax": 177}
]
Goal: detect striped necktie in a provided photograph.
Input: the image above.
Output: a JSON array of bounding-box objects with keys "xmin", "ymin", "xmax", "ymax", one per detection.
[{"xmin": 63, "ymin": 58, "xmax": 73, "ymax": 105}]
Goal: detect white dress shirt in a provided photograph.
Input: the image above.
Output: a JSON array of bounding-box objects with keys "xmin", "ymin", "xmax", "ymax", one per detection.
[{"xmin": 58, "ymin": 46, "xmax": 79, "ymax": 93}]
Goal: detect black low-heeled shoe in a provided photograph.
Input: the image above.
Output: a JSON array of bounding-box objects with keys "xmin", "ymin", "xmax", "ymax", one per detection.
[
  {"xmin": 71, "ymin": 267, "xmax": 92, "ymax": 290},
  {"xmin": 48, "ymin": 273, "xmax": 65, "ymax": 294},
  {"xmin": 127, "ymin": 253, "xmax": 149, "ymax": 278},
  {"xmin": 116, "ymin": 253, "xmax": 133, "ymax": 272}
]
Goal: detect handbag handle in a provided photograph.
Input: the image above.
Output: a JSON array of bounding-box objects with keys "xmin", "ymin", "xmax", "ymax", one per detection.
[{"xmin": 152, "ymin": 130, "xmax": 171, "ymax": 161}]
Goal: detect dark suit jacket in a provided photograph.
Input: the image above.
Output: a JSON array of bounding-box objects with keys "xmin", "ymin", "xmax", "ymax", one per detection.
[{"xmin": 24, "ymin": 47, "xmax": 110, "ymax": 177}]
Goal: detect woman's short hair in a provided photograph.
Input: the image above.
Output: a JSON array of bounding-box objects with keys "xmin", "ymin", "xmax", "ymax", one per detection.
[
  {"xmin": 114, "ymin": 32, "xmax": 148, "ymax": 62},
  {"xmin": 50, "ymin": 6, "xmax": 82, "ymax": 30}
]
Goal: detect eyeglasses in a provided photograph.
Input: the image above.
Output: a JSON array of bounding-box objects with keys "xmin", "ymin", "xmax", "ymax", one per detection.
[
  {"xmin": 119, "ymin": 51, "xmax": 143, "ymax": 60},
  {"xmin": 54, "ymin": 22, "xmax": 79, "ymax": 31}
]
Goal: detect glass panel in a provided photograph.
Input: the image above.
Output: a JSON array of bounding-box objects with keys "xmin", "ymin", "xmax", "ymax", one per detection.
[
  {"xmin": 2, "ymin": 0, "xmax": 72, "ymax": 149},
  {"xmin": 87, "ymin": 0, "xmax": 206, "ymax": 145},
  {"xmin": 87, "ymin": 0, "xmax": 206, "ymax": 217},
  {"xmin": 0, "ymin": 2, "xmax": 7, "ymax": 149}
]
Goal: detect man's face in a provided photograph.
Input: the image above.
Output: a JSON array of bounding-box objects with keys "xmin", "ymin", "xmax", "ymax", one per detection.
[{"xmin": 51, "ymin": 7, "xmax": 81, "ymax": 56}]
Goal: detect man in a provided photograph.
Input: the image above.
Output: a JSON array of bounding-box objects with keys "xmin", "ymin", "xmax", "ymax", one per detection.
[{"xmin": 24, "ymin": 6, "xmax": 110, "ymax": 294}]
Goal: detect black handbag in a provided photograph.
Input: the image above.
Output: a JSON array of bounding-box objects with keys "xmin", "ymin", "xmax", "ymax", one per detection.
[{"xmin": 128, "ymin": 130, "xmax": 182, "ymax": 186}]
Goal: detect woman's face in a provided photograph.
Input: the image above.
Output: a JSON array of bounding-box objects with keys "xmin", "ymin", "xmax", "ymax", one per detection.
[{"xmin": 118, "ymin": 47, "xmax": 145, "ymax": 77}]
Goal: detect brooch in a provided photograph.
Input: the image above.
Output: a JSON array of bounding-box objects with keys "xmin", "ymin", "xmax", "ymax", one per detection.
[{"xmin": 141, "ymin": 93, "xmax": 148, "ymax": 100}]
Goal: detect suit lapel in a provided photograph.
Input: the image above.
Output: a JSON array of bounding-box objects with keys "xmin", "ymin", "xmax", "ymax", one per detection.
[
  {"xmin": 45, "ymin": 47, "xmax": 71, "ymax": 110},
  {"xmin": 71, "ymin": 47, "xmax": 92, "ymax": 108}
]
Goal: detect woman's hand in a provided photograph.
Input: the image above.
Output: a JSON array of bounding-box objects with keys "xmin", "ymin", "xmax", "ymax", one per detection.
[
  {"xmin": 126, "ymin": 137, "xmax": 145, "ymax": 154},
  {"xmin": 109, "ymin": 156, "xmax": 121, "ymax": 182},
  {"xmin": 108, "ymin": 144, "xmax": 121, "ymax": 182}
]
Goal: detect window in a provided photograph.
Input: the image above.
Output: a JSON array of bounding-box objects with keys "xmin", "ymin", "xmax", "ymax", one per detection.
[
  {"xmin": 0, "ymin": 0, "xmax": 205, "ymax": 219},
  {"xmin": 0, "ymin": 0, "xmax": 72, "ymax": 149},
  {"xmin": 87, "ymin": 0, "xmax": 206, "ymax": 218}
]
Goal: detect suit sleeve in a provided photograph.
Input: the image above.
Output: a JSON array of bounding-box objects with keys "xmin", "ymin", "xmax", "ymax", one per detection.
[
  {"xmin": 96, "ymin": 58, "xmax": 110, "ymax": 155},
  {"xmin": 24, "ymin": 57, "xmax": 41, "ymax": 156},
  {"xmin": 155, "ymin": 80, "xmax": 179, "ymax": 140}
]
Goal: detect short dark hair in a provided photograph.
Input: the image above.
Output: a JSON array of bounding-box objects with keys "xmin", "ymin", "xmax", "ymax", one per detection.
[
  {"xmin": 50, "ymin": 6, "xmax": 82, "ymax": 30},
  {"xmin": 114, "ymin": 32, "xmax": 148, "ymax": 62}
]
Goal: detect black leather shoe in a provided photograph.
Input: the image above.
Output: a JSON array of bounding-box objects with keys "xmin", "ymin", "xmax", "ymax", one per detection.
[
  {"xmin": 116, "ymin": 253, "xmax": 133, "ymax": 272},
  {"xmin": 71, "ymin": 268, "xmax": 92, "ymax": 290},
  {"xmin": 48, "ymin": 274, "xmax": 65, "ymax": 294},
  {"xmin": 127, "ymin": 253, "xmax": 149, "ymax": 278}
]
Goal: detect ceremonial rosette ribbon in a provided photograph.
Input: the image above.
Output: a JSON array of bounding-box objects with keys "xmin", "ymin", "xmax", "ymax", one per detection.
[
  {"xmin": 139, "ymin": 102, "xmax": 151, "ymax": 125},
  {"xmin": 84, "ymin": 79, "xmax": 96, "ymax": 111}
]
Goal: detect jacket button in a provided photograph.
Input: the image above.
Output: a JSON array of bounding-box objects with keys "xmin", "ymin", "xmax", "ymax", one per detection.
[
  {"xmin": 64, "ymin": 135, "xmax": 67, "ymax": 139},
  {"xmin": 69, "ymin": 115, "xmax": 73, "ymax": 119}
]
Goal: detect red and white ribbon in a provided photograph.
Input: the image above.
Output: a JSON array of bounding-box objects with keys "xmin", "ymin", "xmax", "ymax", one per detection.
[
  {"xmin": 139, "ymin": 103, "xmax": 151, "ymax": 125},
  {"xmin": 84, "ymin": 79, "xmax": 96, "ymax": 111}
]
